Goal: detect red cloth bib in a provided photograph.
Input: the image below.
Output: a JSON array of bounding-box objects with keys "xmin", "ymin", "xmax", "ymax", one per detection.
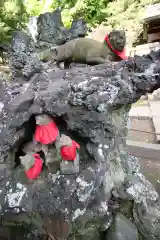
[
  {"xmin": 104, "ymin": 34, "xmax": 128, "ymax": 60},
  {"xmin": 34, "ymin": 121, "xmax": 59, "ymax": 144},
  {"xmin": 60, "ymin": 140, "xmax": 80, "ymax": 161},
  {"xmin": 25, "ymin": 153, "xmax": 43, "ymax": 180}
]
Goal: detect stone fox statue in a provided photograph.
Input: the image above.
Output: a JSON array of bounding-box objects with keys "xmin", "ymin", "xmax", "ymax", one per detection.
[
  {"xmin": 37, "ymin": 30, "xmax": 127, "ymax": 67},
  {"xmin": 53, "ymin": 30, "xmax": 127, "ymax": 68}
]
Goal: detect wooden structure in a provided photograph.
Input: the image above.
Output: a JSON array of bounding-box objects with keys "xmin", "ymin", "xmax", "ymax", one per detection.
[
  {"xmin": 127, "ymin": 4, "xmax": 160, "ymax": 57},
  {"xmin": 143, "ymin": 4, "xmax": 160, "ymax": 43}
]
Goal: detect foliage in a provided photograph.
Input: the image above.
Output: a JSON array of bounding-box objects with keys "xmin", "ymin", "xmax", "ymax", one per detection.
[
  {"xmin": 0, "ymin": 0, "xmax": 58, "ymax": 43},
  {"xmin": 61, "ymin": 0, "xmax": 109, "ymax": 27},
  {"xmin": 101, "ymin": 0, "xmax": 160, "ymax": 47},
  {"xmin": 0, "ymin": 0, "xmax": 160, "ymax": 47},
  {"xmin": 0, "ymin": 0, "xmax": 28, "ymax": 43}
]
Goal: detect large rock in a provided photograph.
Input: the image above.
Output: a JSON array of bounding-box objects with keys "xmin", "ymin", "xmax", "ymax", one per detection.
[
  {"xmin": 9, "ymin": 30, "xmax": 43, "ymax": 81},
  {"xmin": 9, "ymin": 9, "xmax": 88, "ymax": 82},
  {"xmin": 1, "ymin": 13, "xmax": 160, "ymax": 238},
  {"xmin": 0, "ymin": 49, "xmax": 160, "ymax": 239},
  {"xmin": 105, "ymin": 213, "xmax": 138, "ymax": 240},
  {"xmin": 37, "ymin": 8, "xmax": 70, "ymax": 45},
  {"xmin": 37, "ymin": 8, "xmax": 88, "ymax": 45}
]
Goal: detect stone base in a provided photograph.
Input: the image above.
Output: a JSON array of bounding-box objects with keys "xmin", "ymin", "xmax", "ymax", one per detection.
[
  {"xmin": 105, "ymin": 214, "xmax": 138, "ymax": 240},
  {"xmin": 60, "ymin": 154, "xmax": 79, "ymax": 175}
]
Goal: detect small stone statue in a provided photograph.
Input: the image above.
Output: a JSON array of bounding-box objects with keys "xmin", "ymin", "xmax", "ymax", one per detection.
[
  {"xmin": 45, "ymin": 146, "xmax": 60, "ymax": 173},
  {"xmin": 58, "ymin": 134, "xmax": 80, "ymax": 175},
  {"xmin": 103, "ymin": 30, "xmax": 128, "ymax": 61},
  {"xmin": 5, "ymin": 148, "xmax": 17, "ymax": 169},
  {"xmin": 33, "ymin": 114, "xmax": 61, "ymax": 173},
  {"xmin": 58, "ymin": 134, "xmax": 72, "ymax": 147},
  {"xmin": 20, "ymin": 153, "xmax": 43, "ymax": 180},
  {"xmin": 20, "ymin": 153, "xmax": 35, "ymax": 170},
  {"xmin": 34, "ymin": 114, "xmax": 60, "ymax": 157}
]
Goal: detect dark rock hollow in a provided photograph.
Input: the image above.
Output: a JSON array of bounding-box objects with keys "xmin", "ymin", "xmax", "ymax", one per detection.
[{"xmin": 0, "ymin": 8, "xmax": 160, "ymax": 240}]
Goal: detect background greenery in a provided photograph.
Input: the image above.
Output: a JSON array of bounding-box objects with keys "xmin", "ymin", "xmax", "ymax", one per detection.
[{"xmin": 0, "ymin": 0, "xmax": 159, "ymax": 47}]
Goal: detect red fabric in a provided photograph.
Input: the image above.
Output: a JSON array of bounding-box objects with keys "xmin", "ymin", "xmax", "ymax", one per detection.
[
  {"xmin": 25, "ymin": 153, "xmax": 43, "ymax": 180},
  {"xmin": 34, "ymin": 121, "xmax": 59, "ymax": 144},
  {"xmin": 60, "ymin": 140, "xmax": 80, "ymax": 161},
  {"xmin": 104, "ymin": 34, "xmax": 128, "ymax": 60}
]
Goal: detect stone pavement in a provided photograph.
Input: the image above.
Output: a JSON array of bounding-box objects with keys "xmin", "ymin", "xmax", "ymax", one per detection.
[
  {"xmin": 129, "ymin": 98, "xmax": 160, "ymax": 143},
  {"xmin": 128, "ymin": 100, "xmax": 160, "ymax": 195}
]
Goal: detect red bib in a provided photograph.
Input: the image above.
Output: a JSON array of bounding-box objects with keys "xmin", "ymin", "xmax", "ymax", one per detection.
[
  {"xmin": 25, "ymin": 153, "xmax": 43, "ymax": 180},
  {"xmin": 34, "ymin": 121, "xmax": 59, "ymax": 144},
  {"xmin": 60, "ymin": 140, "xmax": 80, "ymax": 161},
  {"xmin": 104, "ymin": 34, "xmax": 128, "ymax": 60}
]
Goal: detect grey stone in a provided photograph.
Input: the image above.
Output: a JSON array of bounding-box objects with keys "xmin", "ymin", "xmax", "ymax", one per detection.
[
  {"xmin": 37, "ymin": 8, "xmax": 70, "ymax": 45},
  {"xmin": 133, "ymin": 201, "xmax": 160, "ymax": 240},
  {"xmin": 69, "ymin": 19, "xmax": 88, "ymax": 39},
  {"xmin": 4, "ymin": 149, "xmax": 16, "ymax": 168},
  {"xmin": 8, "ymin": 89, "xmax": 34, "ymax": 111},
  {"xmin": 11, "ymin": 31, "xmax": 35, "ymax": 53},
  {"xmin": 60, "ymin": 151, "xmax": 79, "ymax": 175},
  {"xmin": 22, "ymin": 55, "xmax": 43, "ymax": 79},
  {"xmin": 29, "ymin": 104, "xmax": 43, "ymax": 114},
  {"xmin": 46, "ymin": 146, "xmax": 60, "ymax": 173},
  {"xmin": 105, "ymin": 214, "xmax": 138, "ymax": 240},
  {"xmin": 37, "ymin": 9, "xmax": 88, "ymax": 45},
  {"xmin": 9, "ymin": 31, "xmax": 43, "ymax": 80}
]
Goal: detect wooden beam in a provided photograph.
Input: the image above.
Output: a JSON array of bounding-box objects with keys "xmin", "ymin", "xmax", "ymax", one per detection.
[
  {"xmin": 126, "ymin": 140, "xmax": 160, "ymax": 160},
  {"xmin": 148, "ymin": 25, "xmax": 160, "ymax": 31},
  {"xmin": 148, "ymin": 32, "xmax": 160, "ymax": 43}
]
